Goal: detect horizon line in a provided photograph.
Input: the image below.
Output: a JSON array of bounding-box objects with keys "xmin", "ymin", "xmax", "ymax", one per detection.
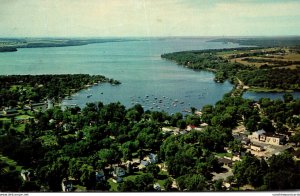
[{"xmin": 1, "ymin": 35, "xmax": 300, "ymax": 39}]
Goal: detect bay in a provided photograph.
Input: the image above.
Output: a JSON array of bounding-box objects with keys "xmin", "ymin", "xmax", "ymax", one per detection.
[{"xmin": 1, "ymin": 37, "xmax": 294, "ymax": 114}]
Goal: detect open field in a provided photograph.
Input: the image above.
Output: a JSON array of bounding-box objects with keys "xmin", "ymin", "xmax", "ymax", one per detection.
[{"xmin": 217, "ymin": 47, "xmax": 300, "ymax": 69}]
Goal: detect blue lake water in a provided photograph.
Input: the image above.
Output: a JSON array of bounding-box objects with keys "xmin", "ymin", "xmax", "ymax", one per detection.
[
  {"xmin": 243, "ymin": 91, "xmax": 300, "ymax": 101},
  {"xmin": 0, "ymin": 37, "xmax": 296, "ymax": 113}
]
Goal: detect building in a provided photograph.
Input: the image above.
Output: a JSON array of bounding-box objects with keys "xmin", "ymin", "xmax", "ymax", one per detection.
[
  {"xmin": 96, "ymin": 170, "xmax": 106, "ymax": 182},
  {"xmin": 112, "ymin": 166, "xmax": 126, "ymax": 177},
  {"xmin": 148, "ymin": 153, "xmax": 158, "ymax": 164},
  {"xmin": 186, "ymin": 125, "xmax": 203, "ymax": 132},
  {"xmin": 260, "ymin": 133, "xmax": 285, "ymax": 145},
  {"xmin": 200, "ymin": 122, "xmax": 208, "ymax": 127},
  {"xmin": 140, "ymin": 160, "xmax": 149, "ymax": 167},
  {"xmin": 61, "ymin": 179, "xmax": 74, "ymax": 192},
  {"xmin": 233, "ymin": 133, "xmax": 250, "ymax": 145},
  {"xmin": 248, "ymin": 129, "xmax": 285, "ymax": 145},
  {"xmin": 250, "ymin": 144, "xmax": 264, "ymax": 152},
  {"xmin": 20, "ymin": 170, "xmax": 34, "ymax": 181},
  {"xmin": 248, "ymin": 129, "xmax": 266, "ymax": 141},
  {"xmin": 153, "ymin": 183, "xmax": 161, "ymax": 191},
  {"xmin": 218, "ymin": 158, "xmax": 233, "ymax": 167}
]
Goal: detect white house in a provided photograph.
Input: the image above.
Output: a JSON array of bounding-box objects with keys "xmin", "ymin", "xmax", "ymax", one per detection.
[
  {"xmin": 148, "ymin": 153, "xmax": 158, "ymax": 164},
  {"xmin": 153, "ymin": 183, "xmax": 161, "ymax": 191},
  {"xmin": 96, "ymin": 170, "xmax": 106, "ymax": 182},
  {"xmin": 112, "ymin": 167, "xmax": 126, "ymax": 177},
  {"xmin": 61, "ymin": 178, "xmax": 74, "ymax": 192}
]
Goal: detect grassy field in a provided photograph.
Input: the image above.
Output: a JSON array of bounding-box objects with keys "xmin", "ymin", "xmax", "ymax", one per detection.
[{"xmin": 217, "ymin": 47, "xmax": 300, "ymax": 69}]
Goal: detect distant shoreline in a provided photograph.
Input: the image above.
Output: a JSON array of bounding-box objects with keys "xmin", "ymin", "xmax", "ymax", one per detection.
[{"xmin": 0, "ymin": 38, "xmax": 140, "ymax": 52}]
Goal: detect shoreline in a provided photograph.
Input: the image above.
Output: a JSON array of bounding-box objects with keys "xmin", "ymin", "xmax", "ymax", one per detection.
[{"xmin": 247, "ymin": 87, "xmax": 295, "ymax": 93}]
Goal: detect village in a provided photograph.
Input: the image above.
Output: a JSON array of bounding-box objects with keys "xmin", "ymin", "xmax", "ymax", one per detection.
[
  {"xmin": 0, "ymin": 74, "xmax": 299, "ymax": 191},
  {"xmin": 1, "ymin": 96, "xmax": 300, "ymax": 191}
]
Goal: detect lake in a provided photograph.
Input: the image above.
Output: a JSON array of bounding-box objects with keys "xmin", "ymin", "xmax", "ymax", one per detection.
[{"xmin": 0, "ymin": 37, "xmax": 295, "ymax": 114}]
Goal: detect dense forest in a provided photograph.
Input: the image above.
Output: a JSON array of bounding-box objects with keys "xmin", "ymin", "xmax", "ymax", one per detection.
[
  {"xmin": 0, "ymin": 74, "xmax": 121, "ymax": 108},
  {"xmin": 238, "ymin": 69, "xmax": 300, "ymax": 90}
]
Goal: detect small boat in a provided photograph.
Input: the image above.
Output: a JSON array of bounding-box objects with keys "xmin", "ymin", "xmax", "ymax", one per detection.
[{"xmin": 87, "ymin": 94, "xmax": 92, "ymax": 98}]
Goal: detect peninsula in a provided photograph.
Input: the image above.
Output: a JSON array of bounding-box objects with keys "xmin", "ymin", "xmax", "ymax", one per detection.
[{"xmin": 161, "ymin": 40, "xmax": 300, "ymax": 95}]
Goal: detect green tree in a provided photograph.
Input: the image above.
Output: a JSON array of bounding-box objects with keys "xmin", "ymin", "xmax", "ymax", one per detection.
[
  {"xmin": 146, "ymin": 164, "xmax": 160, "ymax": 178},
  {"xmin": 177, "ymin": 174, "xmax": 207, "ymax": 191},
  {"xmin": 213, "ymin": 179, "xmax": 223, "ymax": 191},
  {"xmin": 163, "ymin": 177, "xmax": 173, "ymax": 191},
  {"xmin": 95, "ymin": 180, "xmax": 110, "ymax": 191},
  {"xmin": 80, "ymin": 164, "xmax": 95, "ymax": 190},
  {"xmin": 283, "ymin": 93, "xmax": 293, "ymax": 103}
]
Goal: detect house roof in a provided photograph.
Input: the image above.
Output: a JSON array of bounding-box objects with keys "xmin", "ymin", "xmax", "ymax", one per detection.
[
  {"xmin": 251, "ymin": 144, "xmax": 263, "ymax": 148},
  {"xmin": 256, "ymin": 129, "xmax": 266, "ymax": 135},
  {"xmin": 218, "ymin": 158, "xmax": 233, "ymax": 164},
  {"xmin": 264, "ymin": 132, "xmax": 284, "ymax": 139},
  {"xmin": 141, "ymin": 160, "xmax": 149, "ymax": 166}
]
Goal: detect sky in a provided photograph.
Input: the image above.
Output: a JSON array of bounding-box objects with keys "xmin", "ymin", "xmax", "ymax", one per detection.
[{"xmin": 0, "ymin": 0, "xmax": 300, "ymax": 37}]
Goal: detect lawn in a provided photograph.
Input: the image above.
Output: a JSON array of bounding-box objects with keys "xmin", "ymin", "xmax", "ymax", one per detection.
[
  {"xmin": 108, "ymin": 178, "xmax": 119, "ymax": 191},
  {"xmin": 215, "ymin": 152, "xmax": 233, "ymax": 158},
  {"xmin": 123, "ymin": 171, "xmax": 144, "ymax": 181}
]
